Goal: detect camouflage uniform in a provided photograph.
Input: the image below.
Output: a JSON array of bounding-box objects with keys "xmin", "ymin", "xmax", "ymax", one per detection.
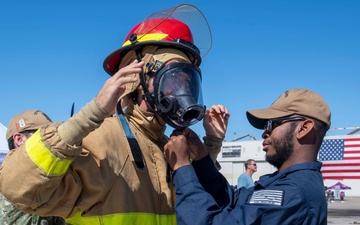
[{"xmin": 0, "ymin": 194, "xmax": 65, "ymax": 225}]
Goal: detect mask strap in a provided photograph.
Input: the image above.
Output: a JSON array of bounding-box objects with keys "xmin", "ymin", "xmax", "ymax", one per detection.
[
  {"xmin": 129, "ymin": 33, "xmax": 157, "ymax": 111},
  {"xmin": 116, "ymin": 101, "xmax": 144, "ymax": 170},
  {"xmin": 135, "ymin": 50, "xmax": 157, "ymax": 111}
]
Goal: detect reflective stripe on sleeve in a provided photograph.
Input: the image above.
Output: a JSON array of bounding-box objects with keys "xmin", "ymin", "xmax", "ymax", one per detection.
[{"xmin": 26, "ymin": 130, "xmax": 72, "ymax": 176}]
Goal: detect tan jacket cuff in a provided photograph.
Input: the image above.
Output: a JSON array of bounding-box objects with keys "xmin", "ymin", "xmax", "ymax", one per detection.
[
  {"xmin": 203, "ymin": 135, "xmax": 224, "ymax": 170},
  {"xmin": 58, "ymin": 98, "xmax": 109, "ymax": 146}
]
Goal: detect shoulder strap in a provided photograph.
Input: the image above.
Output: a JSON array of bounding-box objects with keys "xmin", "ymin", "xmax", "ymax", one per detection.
[{"xmin": 116, "ymin": 102, "xmax": 144, "ymax": 170}]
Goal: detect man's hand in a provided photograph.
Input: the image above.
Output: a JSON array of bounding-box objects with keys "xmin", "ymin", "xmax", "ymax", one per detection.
[
  {"xmin": 95, "ymin": 60, "xmax": 144, "ymax": 114},
  {"xmin": 165, "ymin": 128, "xmax": 209, "ymax": 171},
  {"xmin": 183, "ymin": 128, "xmax": 208, "ymax": 161},
  {"xmin": 164, "ymin": 131, "xmax": 191, "ymax": 171},
  {"xmin": 203, "ymin": 105, "xmax": 230, "ymax": 138}
]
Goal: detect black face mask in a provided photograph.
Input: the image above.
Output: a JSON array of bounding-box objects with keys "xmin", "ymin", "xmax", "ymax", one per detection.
[{"xmin": 153, "ymin": 62, "xmax": 205, "ymax": 130}]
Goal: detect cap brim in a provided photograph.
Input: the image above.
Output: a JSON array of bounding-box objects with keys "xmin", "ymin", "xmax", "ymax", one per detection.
[{"xmin": 246, "ymin": 108, "xmax": 295, "ymax": 129}]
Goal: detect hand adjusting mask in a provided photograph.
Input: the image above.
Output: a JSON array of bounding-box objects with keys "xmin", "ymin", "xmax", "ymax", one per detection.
[{"xmin": 152, "ymin": 61, "xmax": 205, "ymax": 130}]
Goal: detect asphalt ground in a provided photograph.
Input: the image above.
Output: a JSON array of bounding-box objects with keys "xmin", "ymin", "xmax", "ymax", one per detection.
[{"xmin": 327, "ymin": 196, "xmax": 360, "ymax": 224}]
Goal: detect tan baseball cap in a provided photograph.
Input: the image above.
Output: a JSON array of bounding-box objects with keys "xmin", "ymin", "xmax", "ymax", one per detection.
[
  {"xmin": 6, "ymin": 110, "xmax": 52, "ymax": 140},
  {"xmin": 246, "ymin": 88, "xmax": 331, "ymax": 130}
]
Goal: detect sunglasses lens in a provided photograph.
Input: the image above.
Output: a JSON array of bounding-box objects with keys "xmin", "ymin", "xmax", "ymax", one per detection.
[{"xmin": 264, "ymin": 120, "xmax": 272, "ymax": 133}]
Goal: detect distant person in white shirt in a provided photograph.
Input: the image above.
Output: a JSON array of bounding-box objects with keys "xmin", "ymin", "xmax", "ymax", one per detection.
[{"xmin": 237, "ymin": 159, "xmax": 257, "ymax": 189}]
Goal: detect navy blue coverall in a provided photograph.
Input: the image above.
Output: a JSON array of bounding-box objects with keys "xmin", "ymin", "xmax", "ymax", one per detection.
[{"xmin": 173, "ymin": 155, "xmax": 327, "ymax": 225}]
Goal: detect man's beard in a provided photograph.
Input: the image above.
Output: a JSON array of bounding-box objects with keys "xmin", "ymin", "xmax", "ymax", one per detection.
[{"xmin": 266, "ymin": 129, "xmax": 294, "ymax": 169}]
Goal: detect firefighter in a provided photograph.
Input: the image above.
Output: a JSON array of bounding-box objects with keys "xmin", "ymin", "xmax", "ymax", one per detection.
[{"xmin": 0, "ymin": 4, "xmax": 229, "ymax": 224}]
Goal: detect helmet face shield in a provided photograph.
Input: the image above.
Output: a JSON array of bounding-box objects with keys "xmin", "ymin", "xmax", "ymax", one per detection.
[
  {"xmin": 134, "ymin": 4, "xmax": 212, "ymax": 58},
  {"xmin": 154, "ymin": 62, "xmax": 205, "ymax": 129}
]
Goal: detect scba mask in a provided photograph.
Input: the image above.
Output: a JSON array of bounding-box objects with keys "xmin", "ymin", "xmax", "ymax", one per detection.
[{"xmin": 153, "ymin": 62, "xmax": 205, "ymax": 130}]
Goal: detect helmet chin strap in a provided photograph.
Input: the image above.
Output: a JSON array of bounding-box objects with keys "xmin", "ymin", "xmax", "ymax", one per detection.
[
  {"xmin": 129, "ymin": 33, "xmax": 157, "ymax": 112},
  {"xmin": 135, "ymin": 50, "xmax": 157, "ymax": 112}
]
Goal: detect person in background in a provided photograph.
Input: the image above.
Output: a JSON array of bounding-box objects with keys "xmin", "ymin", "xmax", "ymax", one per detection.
[
  {"xmin": 165, "ymin": 88, "xmax": 330, "ymax": 225},
  {"xmin": 330, "ymin": 191, "xmax": 335, "ymax": 203},
  {"xmin": 0, "ymin": 4, "xmax": 229, "ymax": 224},
  {"xmin": 324, "ymin": 186, "xmax": 330, "ymax": 204},
  {"xmin": 340, "ymin": 191, "xmax": 345, "ymax": 201},
  {"xmin": 0, "ymin": 110, "xmax": 65, "ymax": 225},
  {"xmin": 237, "ymin": 159, "xmax": 257, "ymax": 189}
]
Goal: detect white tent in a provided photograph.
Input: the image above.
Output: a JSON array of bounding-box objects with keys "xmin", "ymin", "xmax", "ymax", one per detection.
[{"xmin": 0, "ymin": 123, "xmax": 9, "ymax": 165}]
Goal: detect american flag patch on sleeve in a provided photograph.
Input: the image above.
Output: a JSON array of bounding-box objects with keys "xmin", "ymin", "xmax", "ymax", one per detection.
[{"xmin": 249, "ymin": 190, "xmax": 284, "ymax": 206}]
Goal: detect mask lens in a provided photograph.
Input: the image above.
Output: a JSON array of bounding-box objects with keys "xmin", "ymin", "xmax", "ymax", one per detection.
[
  {"xmin": 159, "ymin": 67, "xmax": 203, "ymax": 104},
  {"xmin": 154, "ymin": 62, "xmax": 205, "ymax": 129}
]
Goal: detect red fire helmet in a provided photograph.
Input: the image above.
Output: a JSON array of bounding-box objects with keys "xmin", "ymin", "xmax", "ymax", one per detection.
[{"xmin": 103, "ymin": 4, "xmax": 212, "ymax": 75}]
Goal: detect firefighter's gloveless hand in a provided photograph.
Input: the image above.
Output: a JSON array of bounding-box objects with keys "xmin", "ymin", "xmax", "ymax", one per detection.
[
  {"xmin": 203, "ymin": 104, "xmax": 230, "ymax": 139},
  {"xmin": 95, "ymin": 60, "xmax": 144, "ymax": 114}
]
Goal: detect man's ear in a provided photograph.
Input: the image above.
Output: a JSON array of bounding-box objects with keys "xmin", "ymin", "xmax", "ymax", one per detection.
[
  {"xmin": 12, "ymin": 133, "xmax": 26, "ymax": 148},
  {"xmin": 297, "ymin": 119, "xmax": 314, "ymax": 139}
]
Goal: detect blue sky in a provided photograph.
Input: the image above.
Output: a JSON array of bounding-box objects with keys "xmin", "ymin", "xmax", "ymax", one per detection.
[{"xmin": 1, "ymin": 0, "xmax": 359, "ymax": 142}]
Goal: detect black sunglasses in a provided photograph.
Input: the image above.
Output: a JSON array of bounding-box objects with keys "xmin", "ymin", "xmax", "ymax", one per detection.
[{"xmin": 264, "ymin": 116, "xmax": 307, "ymax": 133}]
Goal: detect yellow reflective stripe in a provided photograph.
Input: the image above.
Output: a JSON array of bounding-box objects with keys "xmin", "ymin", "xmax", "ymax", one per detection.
[
  {"xmin": 122, "ymin": 33, "xmax": 168, "ymax": 46},
  {"xmin": 26, "ymin": 130, "xmax": 72, "ymax": 176},
  {"xmin": 65, "ymin": 211, "xmax": 176, "ymax": 225}
]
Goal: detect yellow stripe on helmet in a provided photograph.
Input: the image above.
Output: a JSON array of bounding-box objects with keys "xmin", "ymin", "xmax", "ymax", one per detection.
[{"xmin": 122, "ymin": 33, "xmax": 169, "ymax": 47}]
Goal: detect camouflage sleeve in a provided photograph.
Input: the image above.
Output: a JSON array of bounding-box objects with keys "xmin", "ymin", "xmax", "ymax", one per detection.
[{"xmin": 0, "ymin": 193, "xmax": 65, "ymax": 225}]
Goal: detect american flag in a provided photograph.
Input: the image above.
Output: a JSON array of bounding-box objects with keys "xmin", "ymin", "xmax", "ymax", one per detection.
[
  {"xmin": 319, "ymin": 137, "xmax": 360, "ymax": 180},
  {"xmin": 249, "ymin": 190, "xmax": 283, "ymax": 206}
]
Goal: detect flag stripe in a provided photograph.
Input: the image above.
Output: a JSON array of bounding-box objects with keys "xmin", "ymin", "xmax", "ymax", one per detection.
[
  {"xmin": 321, "ymin": 169, "xmax": 360, "ymax": 173},
  {"xmin": 323, "ymin": 174, "xmax": 360, "ymax": 178},
  {"xmin": 322, "ymin": 163, "xmax": 360, "ymax": 167},
  {"xmin": 345, "ymin": 145, "xmax": 360, "ymax": 149},
  {"xmin": 323, "ymin": 176, "xmax": 360, "ymax": 180},
  {"xmin": 344, "ymin": 150, "xmax": 360, "ymax": 153},
  {"xmin": 344, "ymin": 156, "xmax": 360, "ymax": 160},
  {"xmin": 342, "ymin": 138, "xmax": 360, "ymax": 142}
]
